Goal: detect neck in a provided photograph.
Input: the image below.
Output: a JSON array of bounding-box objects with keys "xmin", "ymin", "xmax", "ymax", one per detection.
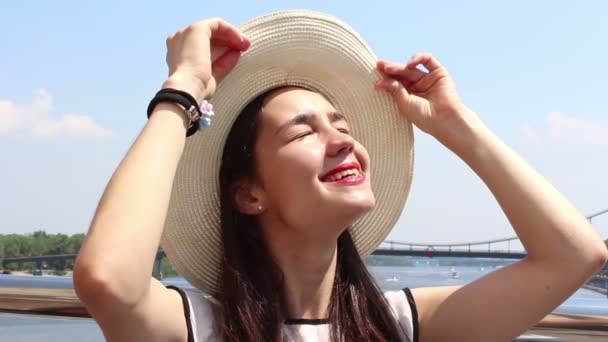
[{"xmin": 262, "ymin": 222, "xmax": 339, "ymax": 320}]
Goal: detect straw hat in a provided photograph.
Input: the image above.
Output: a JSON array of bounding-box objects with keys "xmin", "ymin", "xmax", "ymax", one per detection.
[{"xmin": 160, "ymin": 10, "xmax": 414, "ymax": 295}]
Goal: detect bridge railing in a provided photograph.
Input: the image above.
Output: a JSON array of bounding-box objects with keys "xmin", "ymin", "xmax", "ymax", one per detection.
[
  {"xmin": 1, "ymin": 250, "xmax": 167, "ymax": 280},
  {"xmin": 381, "ymin": 237, "xmax": 525, "ymax": 254}
]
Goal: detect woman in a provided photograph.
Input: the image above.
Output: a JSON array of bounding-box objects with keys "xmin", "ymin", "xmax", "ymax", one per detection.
[{"xmin": 73, "ymin": 11, "xmax": 607, "ymax": 342}]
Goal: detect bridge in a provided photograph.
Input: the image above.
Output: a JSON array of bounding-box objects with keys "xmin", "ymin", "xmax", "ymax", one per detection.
[
  {"xmin": 373, "ymin": 207, "xmax": 608, "ymax": 259},
  {"xmin": 3, "ymin": 208, "xmax": 606, "ymax": 280},
  {"xmin": 1, "ymin": 235, "xmax": 601, "ymax": 279},
  {"xmin": 2, "ymin": 250, "xmax": 167, "ymax": 280},
  {"xmin": 2, "ymin": 236, "xmax": 529, "ymax": 280},
  {"xmin": 373, "ymin": 236, "xmax": 527, "ymax": 259}
]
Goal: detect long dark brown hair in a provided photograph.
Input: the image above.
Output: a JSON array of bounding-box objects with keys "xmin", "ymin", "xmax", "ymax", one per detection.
[{"xmin": 218, "ymin": 87, "xmax": 406, "ymax": 341}]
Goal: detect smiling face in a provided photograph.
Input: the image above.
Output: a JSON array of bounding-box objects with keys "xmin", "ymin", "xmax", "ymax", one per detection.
[{"xmin": 250, "ymin": 87, "xmax": 375, "ymax": 236}]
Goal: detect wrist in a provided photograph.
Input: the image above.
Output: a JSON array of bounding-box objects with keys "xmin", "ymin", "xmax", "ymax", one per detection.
[
  {"xmin": 149, "ymin": 102, "xmax": 190, "ymax": 132},
  {"xmin": 435, "ymin": 108, "xmax": 491, "ymax": 160},
  {"xmin": 162, "ymin": 75, "xmax": 209, "ymax": 104}
]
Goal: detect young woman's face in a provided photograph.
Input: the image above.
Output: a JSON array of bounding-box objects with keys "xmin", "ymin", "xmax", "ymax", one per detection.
[{"xmin": 254, "ymin": 87, "xmax": 375, "ymax": 234}]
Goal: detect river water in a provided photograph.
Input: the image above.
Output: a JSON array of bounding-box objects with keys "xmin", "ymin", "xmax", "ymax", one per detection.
[{"xmin": 1, "ymin": 265, "xmax": 607, "ymax": 341}]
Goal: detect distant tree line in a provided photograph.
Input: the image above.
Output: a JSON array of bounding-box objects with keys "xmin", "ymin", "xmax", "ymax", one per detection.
[
  {"xmin": 1, "ymin": 231, "xmax": 606, "ymax": 278},
  {"xmin": 0, "ymin": 230, "xmax": 85, "ymax": 272},
  {"xmin": 0, "ymin": 230, "xmax": 180, "ymax": 277}
]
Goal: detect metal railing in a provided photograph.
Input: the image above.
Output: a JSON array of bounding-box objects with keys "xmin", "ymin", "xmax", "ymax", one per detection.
[{"xmin": 0, "ymin": 286, "xmax": 607, "ymax": 339}]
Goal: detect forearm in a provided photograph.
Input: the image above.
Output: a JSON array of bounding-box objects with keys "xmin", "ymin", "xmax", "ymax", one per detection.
[
  {"xmin": 75, "ymin": 103, "xmax": 188, "ymax": 304},
  {"xmin": 446, "ymin": 110, "xmax": 607, "ymax": 271}
]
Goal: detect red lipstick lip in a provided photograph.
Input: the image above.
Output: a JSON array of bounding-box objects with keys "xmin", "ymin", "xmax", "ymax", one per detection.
[
  {"xmin": 321, "ymin": 161, "xmax": 362, "ymax": 181},
  {"xmin": 332, "ymin": 174, "xmax": 365, "ymax": 185}
]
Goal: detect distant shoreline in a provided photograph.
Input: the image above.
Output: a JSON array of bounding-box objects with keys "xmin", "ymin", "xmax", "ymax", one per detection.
[
  {"xmin": 4, "ymin": 269, "xmax": 607, "ymax": 297},
  {"xmin": 583, "ymin": 284, "xmax": 608, "ymax": 296},
  {"xmin": 4, "ymin": 270, "xmax": 74, "ymax": 277}
]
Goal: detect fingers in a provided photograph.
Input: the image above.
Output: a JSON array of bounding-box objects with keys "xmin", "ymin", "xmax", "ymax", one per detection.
[
  {"xmin": 375, "ymin": 76, "xmax": 411, "ymax": 99},
  {"xmin": 375, "ymin": 77, "xmax": 401, "ymax": 92},
  {"xmin": 377, "ymin": 53, "xmax": 445, "ymax": 80},
  {"xmin": 210, "ymin": 35, "xmax": 251, "ymax": 55},
  {"xmin": 210, "ymin": 44, "xmax": 229, "ymax": 63},
  {"xmin": 170, "ymin": 18, "xmax": 250, "ymax": 53},
  {"xmin": 212, "ymin": 49, "xmax": 242, "ymax": 82},
  {"xmin": 377, "ymin": 59, "xmax": 426, "ymax": 84},
  {"xmin": 406, "ymin": 52, "xmax": 444, "ymax": 72},
  {"xmin": 375, "ymin": 76, "xmax": 414, "ymax": 118},
  {"xmin": 377, "ymin": 54, "xmax": 450, "ymax": 95},
  {"xmin": 204, "ymin": 18, "xmax": 250, "ymax": 51}
]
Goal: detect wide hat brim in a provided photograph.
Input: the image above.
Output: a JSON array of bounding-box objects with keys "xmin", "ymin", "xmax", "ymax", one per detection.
[{"xmin": 161, "ymin": 10, "xmax": 414, "ymax": 296}]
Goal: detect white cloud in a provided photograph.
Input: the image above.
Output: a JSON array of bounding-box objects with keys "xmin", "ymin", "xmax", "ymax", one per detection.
[
  {"xmin": 547, "ymin": 112, "xmax": 608, "ymax": 146},
  {"xmin": 518, "ymin": 122, "xmax": 541, "ymax": 144},
  {"xmin": 519, "ymin": 112, "xmax": 608, "ymax": 147},
  {"xmin": 0, "ymin": 100, "xmax": 20, "ymax": 134},
  {"xmin": 0, "ymin": 89, "xmax": 117, "ymax": 141}
]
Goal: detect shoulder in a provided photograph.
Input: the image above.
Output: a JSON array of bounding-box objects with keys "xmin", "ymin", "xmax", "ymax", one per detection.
[
  {"xmin": 383, "ymin": 288, "xmax": 419, "ymax": 342},
  {"xmin": 167, "ymin": 285, "xmax": 221, "ymax": 342}
]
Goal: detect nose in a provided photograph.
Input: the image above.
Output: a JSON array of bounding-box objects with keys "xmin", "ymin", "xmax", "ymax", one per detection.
[{"xmin": 325, "ymin": 128, "xmax": 355, "ymax": 157}]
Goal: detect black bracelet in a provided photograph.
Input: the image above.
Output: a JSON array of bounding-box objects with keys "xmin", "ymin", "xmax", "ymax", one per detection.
[
  {"xmin": 147, "ymin": 89, "xmax": 201, "ymax": 137},
  {"xmin": 146, "ymin": 92, "xmax": 190, "ymax": 119},
  {"xmin": 157, "ymin": 88, "xmax": 202, "ymax": 114}
]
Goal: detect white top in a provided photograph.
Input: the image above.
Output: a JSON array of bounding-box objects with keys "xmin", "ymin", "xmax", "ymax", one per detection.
[{"xmin": 169, "ymin": 286, "xmax": 419, "ymax": 342}]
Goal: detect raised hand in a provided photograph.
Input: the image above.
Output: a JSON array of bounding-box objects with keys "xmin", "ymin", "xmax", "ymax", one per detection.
[
  {"xmin": 163, "ymin": 18, "xmax": 251, "ymax": 103},
  {"xmin": 376, "ymin": 53, "xmax": 483, "ymax": 149}
]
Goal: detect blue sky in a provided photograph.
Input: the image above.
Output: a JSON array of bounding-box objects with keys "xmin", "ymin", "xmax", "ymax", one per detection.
[{"xmin": 1, "ymin": 1, "xmax": 607, "ymax": 248}]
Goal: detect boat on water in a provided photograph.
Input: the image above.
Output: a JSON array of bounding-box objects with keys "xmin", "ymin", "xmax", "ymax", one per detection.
[{"xmin": 385, "ymin": 275, "xmax": 399, "ymax": 282}]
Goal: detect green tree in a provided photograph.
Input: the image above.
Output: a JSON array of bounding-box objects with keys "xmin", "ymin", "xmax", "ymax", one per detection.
[
  {"xmin": 31, "ymin": 230, "xmax": 49, "ymax": 255},
  {"xmin": 67, "ymin": 233, "xmax": 85, "ymax": 253},
  {"xmin": 0, "ymin": 237, "xmax": 5, "ymax": 261},
  {"xmin": 161, "ymin": 257, "xmax": 178, "ymax": 277},
  {"xmin": 0, "ymin": 231, "xmax": 88, "ymax": 272}
]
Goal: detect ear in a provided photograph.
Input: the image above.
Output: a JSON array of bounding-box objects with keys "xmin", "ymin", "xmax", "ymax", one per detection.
[{"xmin": 232, "ymin": 179, "xmax": 265, "ymax": 215}]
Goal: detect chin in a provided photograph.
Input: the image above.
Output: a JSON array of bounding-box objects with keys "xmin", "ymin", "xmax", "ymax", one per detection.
[
  {"xmin": 341, "ymin": 192, "xmax": 376, "ymax": 219},
  {"xmin": 296, "ymin": 195, "xmax": 375, "ymax": 237}
]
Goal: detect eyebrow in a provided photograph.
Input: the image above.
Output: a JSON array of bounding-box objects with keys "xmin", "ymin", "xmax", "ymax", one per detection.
[{"xmin": 275, "ymin": 111, "xmax": 347, "ymax": 136}]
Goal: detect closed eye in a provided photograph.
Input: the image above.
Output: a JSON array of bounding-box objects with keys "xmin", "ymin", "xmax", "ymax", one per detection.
[
  {"xmin": 337, "ymin": 128, "xmax": 350, "ymax": 135},
  {"xmin": 291, "ymin": 131, "xmax": 313, "ymax": 141}
]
